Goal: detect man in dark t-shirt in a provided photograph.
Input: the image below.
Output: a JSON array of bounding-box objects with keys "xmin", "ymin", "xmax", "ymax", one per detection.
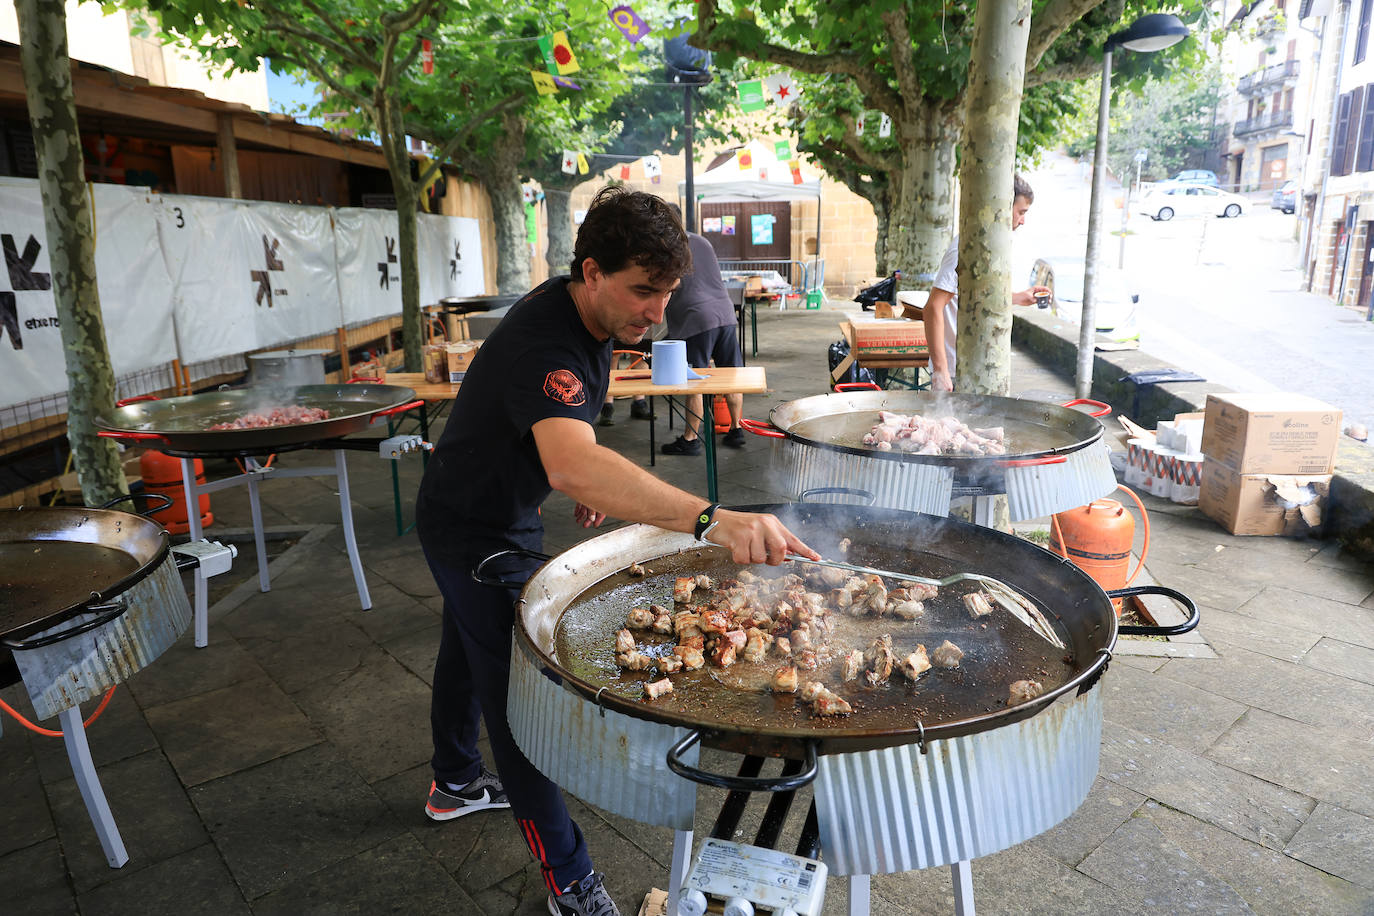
[{"xmin": 414, "ymin": 188, "xmax": 817, "ymax": 916}]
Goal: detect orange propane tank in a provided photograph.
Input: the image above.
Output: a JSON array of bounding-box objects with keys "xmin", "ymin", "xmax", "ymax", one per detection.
[
  {"xmin": 1051, "ymin": 498, "xmax": 1134, "ymax": 614},
  {"xmin": 139, "ymin": 451, "xmax": 212, "ymax": 535},
  {"xmin": 712, "ymin": 395, "xmax": 731, "ymax": 433}
]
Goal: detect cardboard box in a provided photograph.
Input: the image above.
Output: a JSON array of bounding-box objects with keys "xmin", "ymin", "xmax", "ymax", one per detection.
[
  {"xmin": 873, "ymin": 301, "xmax": 894, "ymax": 319},
  {"xmin": 847, "ymin": 319, "xmax": 928, "ymax": 357},
  {"xmin": 1201, "ymin": 393, "xmax": 1341, "ymax": 475},
  {"xmin": 445, "ymin": 341, "xmax": 479, "ymax": 383},
  {"xmin": 1199, "ymin": 460, "xmax": 1330, "ymax": 536}
]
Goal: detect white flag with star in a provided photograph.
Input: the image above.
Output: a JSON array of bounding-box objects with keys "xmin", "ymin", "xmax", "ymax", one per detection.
[
  {"xmin": 561, "ymin": 150, "xmax": 577, "ymax": 174},
  {"xmin": 763, "ymin": 73, "xmax": 799, "ymax": 106}
]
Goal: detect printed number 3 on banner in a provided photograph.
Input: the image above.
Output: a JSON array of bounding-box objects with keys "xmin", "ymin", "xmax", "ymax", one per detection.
[{"xmin": 173, "ymin": 207, "xmax": 185, "ymax": 228}]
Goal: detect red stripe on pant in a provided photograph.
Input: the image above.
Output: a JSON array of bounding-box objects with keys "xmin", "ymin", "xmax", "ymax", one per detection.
[{"xmin": 520, "ymin": 818, "xmax": 558, "ymax": 892}]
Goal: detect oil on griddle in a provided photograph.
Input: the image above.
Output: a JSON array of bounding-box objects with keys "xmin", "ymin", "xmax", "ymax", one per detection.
[
  {"xmin": 0, "ymin": 541, "xmax": 140, "ymax": 635},
  {"xmin": 553, "ymin": 537, "xmax": 1076, "ymax": 734}
]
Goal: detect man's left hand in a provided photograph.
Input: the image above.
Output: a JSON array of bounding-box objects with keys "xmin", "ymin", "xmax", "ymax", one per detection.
[{"xmin": 574, "ymin": 503, "xmax": 606, "ymax": 528}]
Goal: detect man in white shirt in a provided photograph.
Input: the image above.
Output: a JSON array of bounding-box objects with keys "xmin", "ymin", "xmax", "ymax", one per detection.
[{"xmin": 924, "ymin": 174, "xmax": 1048, "ymax": 391}]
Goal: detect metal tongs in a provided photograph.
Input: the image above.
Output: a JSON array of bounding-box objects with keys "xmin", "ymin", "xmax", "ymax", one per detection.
[{"xmin": 784, "ymin": 554, "xmax": 1065, "ymax": 649}]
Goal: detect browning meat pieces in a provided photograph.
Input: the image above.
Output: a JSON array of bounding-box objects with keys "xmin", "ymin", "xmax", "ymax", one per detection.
[
  {"xmin": 841, "ymin": 649, "xmax": 865, "ymax": 682},
  {"xmin": 650, "ymin": 605, "xmax": 673, "ymax": 634},
  {"xmin": 617, "ymin": 650, "xmax": 655, "ymax": 671},
  {"xmin": 801, "ymin": 681, "xmax": 853, "ymax": 716},
  {"xmin": 864, "ymin": 635, "xmax": 896, "ymax": 687},
  {"xmin": 673, "ymin": 576, "xmax": 696, "ymax": 603},
  {"xmin": 741, "ymin": 628, "xmax": 772, "ymax": 663},
  {"xmin": 861, "ymin": 411, "xmax": 1007, "ymax": 456},
  {"xmin": 771, "ymin": 665, "xmax": 799, "ymax": 693},
  {"xmin": 658, "ymin": 655, "xmax": 683, "ymax": 674},
  {"xmin": 626, "ymin": 607, "xmax": 655, "ymax": 629},
  {"xmin": 644, "ymin": 678, "xmax": 673, "ymax": 699},
  {"xmin": 963, "ymin": 592, "xmax": 994, "ymax": 619},
  {"xmin": 628, "ymin": 562, "xmax": 650, "ymax": 578},
  {"xmin": 897, "ymin": 644, "xmax": 932, "ymax": 681},
  {"xmin": 1008, "ymin": 679, "xmax": 1044, "ymax": 706},
  {"xmin": 694, "ymin": 574, "xmax": 715, "ymax": 591},
  {"xmin": 673, "ymin": 645, "xmax": 705, "ymax": 670},
  {"xmin": 930, "ymin": 640, "xmax": 964, "ymax": 668},
  {"xmin": 615, "ymin": 628, "xmax": 636, "ymax": 655},
  {"xmin": 891, "ymin": 599, "xmax": 925, "ymax": 620}
]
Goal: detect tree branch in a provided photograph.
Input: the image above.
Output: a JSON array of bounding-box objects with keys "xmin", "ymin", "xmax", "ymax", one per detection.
[
  {"xmin": 1024, "ymin": 55, "xmax": 1105, "ymax": 88},
  {"xmin": 378, "ymin": 0, "xmax": 436, "ymax": 92},
  {"xmin": 413, "ymin": 91, "xmax": 525, "ymax": 187},
  {"xmin": 260, "ymin": 19, "xmax": 371, "ymax": 73},
  {"xmin": 880, "ymin": 8, "xmax": 922, "ymax": 113},
  {"xmin": 834, "ymin": 117, "xmax": 901, "ymax": 173},
  {"xmin": 806, "ymin": 139, "xmax": 886, "ymax": 205},
  {"xmin": 272, "ymin": 52, "xmax": 373, "ymax": 112},
  {"xmin": 694, "ymin": 0, "xmax": 906, "ymax": 117},
  {"xmin": 1026, "ymin": 0, "xmax": 1116, "ymax": 73},
  {"xmin": 299, "ymin": 0, "xmax": 358, "ymax": 52}
]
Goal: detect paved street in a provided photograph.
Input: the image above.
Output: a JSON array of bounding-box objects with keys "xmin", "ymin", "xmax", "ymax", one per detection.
[{"xmin": 1015, "ymin": 153, "xmax": 1374, "ymax": 433}]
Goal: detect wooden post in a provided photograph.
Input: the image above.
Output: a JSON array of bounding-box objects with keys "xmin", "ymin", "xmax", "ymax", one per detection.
[
  {"xmin": 216, "ymin": 113, "xmax": 243, "ymax": 199},
  {"xmin": 336, "ymin": 327, "xmax": 350, "ymax": 381}
]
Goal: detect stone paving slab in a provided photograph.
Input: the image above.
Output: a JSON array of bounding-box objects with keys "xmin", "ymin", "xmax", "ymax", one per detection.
[
  {"xmin": 1301, "ymin": 636, "xmax": 1374, "ymax": 685},
  {"xmin": 143, "ymin": 677, "xmax": 321, "ymax": 787},
  {"xmin": 1027, "ymin": 776, "xmax": 1148, "ymax": 868},
  {"xmin": 188, "ymin": 742, "xmax": 404, "ymax": 900},
  {"xmin": 123, "ymin": 629, "xmax": 270, "ymax": 710},
  {"xmin": 1191, "ymin": 543, "xmax": 1374, "ymax": 605},
  {"xmin": 0, "ymin": 838, "xmax": 80, "ymax": 916},
  {"xmin": 1188, "ymin": 605, "xmax": 1323, "ymax": 664},
  {"xmin": 1284, "ymin": 802, "xmax": 1374, "ymax": 890},
  {"xmin": 1122, "ymin": 555, "xmax": 1265, "ymax": 613},
  {"xmin": 1098, "ymin": 720, "xmax": 1313, "ymax": 849},
  {"xmin": 76, "ymin": 843, "xmax": 251, "ymax": 916},
  {"xmin": 1100, "ymin": 662, "xmax": 1246, "ymax": 755},
  {"xmin": 1233, "ymin": 585, "xmax": 1374, "ymax": 652},
  {"xmin": 1206, "ymin": 708, "xmax": 1374, "ymax": 820},
  {"xmin": 0, "ymin": 719, "xmax": 53, "ymax": 858},
  {"xmin": 27, "ymin": 685, "xmax": 160, "ymax": 786}
]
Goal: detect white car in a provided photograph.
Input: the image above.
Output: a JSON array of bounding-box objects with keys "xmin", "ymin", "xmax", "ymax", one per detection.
[
  {"xmin": 1137, "ymin": 184, "xmax": 1246, "ymax": 221},
  {"xmin": 1029, "ymin": 256, "xmax": 1140, "ymax": 345}
]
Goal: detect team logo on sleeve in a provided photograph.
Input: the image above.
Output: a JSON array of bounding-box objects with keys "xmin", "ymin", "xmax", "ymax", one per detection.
[{"xmin": 543, "ymin": 369, "xmax": 586, "ymax": 406}]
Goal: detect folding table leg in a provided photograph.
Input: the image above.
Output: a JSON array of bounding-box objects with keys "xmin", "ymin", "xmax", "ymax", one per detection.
[
  {"xmin": 848, "ymin": 874, "xmax": 870, "ymax": 916},
  {"xmin": 335, "ymin": 450, "xmax": 372, "ymax": 610},
  {"xmin": 666, "ymin": 828, "xmax": 692, "ymax": 916},
  {"xmin": 246, "ymin": 469, "xmax": 270, "ymax": 593},
  {"xmin": 181, "ymin": 458, "xmax": 210, "ymax": 647},
  {"xmin": 951, "ymin": 859, "xmax": 975, "ymax": 916},
  {"xmin": 59, "ymin": 706, "xmax": 128, "ymax": 868}
]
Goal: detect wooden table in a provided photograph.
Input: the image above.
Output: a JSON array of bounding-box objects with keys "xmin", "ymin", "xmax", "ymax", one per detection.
[{"xmin": 607, "ymin": 366, "xmax": 768, "ymax": 501}]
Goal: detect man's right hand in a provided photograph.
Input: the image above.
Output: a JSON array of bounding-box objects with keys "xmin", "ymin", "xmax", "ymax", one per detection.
[
  {"xmin": 704, "ymin": 509, "xmax": 820, "ymax": 566},
  {"xmin": 932, "ymin": 368, "xmax": 953, "ymax": 392}
]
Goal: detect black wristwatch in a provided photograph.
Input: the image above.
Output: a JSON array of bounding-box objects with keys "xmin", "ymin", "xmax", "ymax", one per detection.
[{"xmin": 694, "ymin": 503, "xmax": 720, "ymax": 541}]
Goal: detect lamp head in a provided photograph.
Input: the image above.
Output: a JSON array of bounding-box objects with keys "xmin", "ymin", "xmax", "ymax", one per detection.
[{"xmin": 1108, "ymin": 13, "xmax": 1189, "ymax": 52}]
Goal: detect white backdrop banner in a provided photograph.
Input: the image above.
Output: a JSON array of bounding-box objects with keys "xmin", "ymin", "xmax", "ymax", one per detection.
[
  {"xmin": 419, "ymin": 214, "xmax": 484, "ymax": 305},
  {"xmin": 0, "ymin": 178, "xmax": 175, "ymax": 405},
  {"xmin": 246, "ymin": 202, "xmax": 342, "ymax": 346},
  {"xmin": 334, "ymin": 207, "xmax": 402, "ymax": 326}
]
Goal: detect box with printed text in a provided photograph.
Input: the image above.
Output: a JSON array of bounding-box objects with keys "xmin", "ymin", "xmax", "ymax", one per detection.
[
  {"xmin": 1200, "ymin": 393, "xmax": 1340, "ymax": 475},
  {"xmin": 846, "ymin": 319, "xmax": 928, "ymax": 358}
]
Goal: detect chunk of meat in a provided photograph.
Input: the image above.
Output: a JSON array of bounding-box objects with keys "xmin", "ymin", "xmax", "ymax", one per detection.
[
  {"xmin": 614, "ymin": 628, "xmax": 636, "ymax": 654},
  {"xmin": 628, "ymin": 562, "xmax": 650, "ymax": 578},
  {"xmin": 694, "ymin": 574, "xmax": 715, "ymax": 591},
  {"xmin": 897, "ymin": 644, "xmax": 932, "ymax": 681},
  {"xmin": 673, "ymin": 645, "xmax": 705, "ymax": 670},
  {"xmin": 616, "ymin": 650, "xmax": 655, "ymax": 671},
  {"xmin": 672, "ymin": 612, "xmax": 703, "ymax": 639},
  {"xmin": 864, "ymin": 635, "xmax": 896, "ymax": 687},
  {"xmin": 208, "ymin": 405, "xmax": 329, "ymax": 431},
  {"xmin": 773, "ymin": 636, "xmax": 792, "ymax": 657},
  {"xmin": 699, "ymin": 610, "xmax": 730, "ymax": 635},
  {"xmin": 673, "ymin": 576, "xmax": 696, "ymax": 603},
  {"xmin": 891, "ymin": 599, "xmax": 925, "ymax": 621},
  {"xmin": 794, "ymin": 648, "xmax": 819, "ymax": 670},
  {"xmin": 658, "ymin": 655, "xmax": 683, "ymax": 674},
  {"xmin": 742, "ymin": 628, "xmax": 772, "ymax": 663},
  {"xmin": 1008, "ymin": 679, "xmax": 1044, "ymax": 706},
  {"xmin": 626, "ymin": 607, "xmax": 655, "ymax": 630},
  {"xmin": 963, "ymin": 592, "xmax": 994, "ymax": 619},
  {"xmin": 931, "ymin": 640, "xmax": 964, "ymax": 668},
  {"xmin": 771, "ymin": 665, "xmax": 799, "ymax": 693},
  {"xmin": 841, "ymin": 649, "xmax": 865, "ymax": 682},
  {"xmin": 801, "ymin": 683, "xmax": 852, "ymax": 716},
  {"xmin": 799, "ymin": 681, "xmax": 826, "ymax": 702},
  {"xmin": 710, "ymin": 642, "xmax": 737, "ymax": 668},
  {"xmin": 651, "ymin": 608, "xmax": 673, "ymax": 635},
  {"xmin": 644, "ymin": 678, "xmax": 673, "ymax": 700}
]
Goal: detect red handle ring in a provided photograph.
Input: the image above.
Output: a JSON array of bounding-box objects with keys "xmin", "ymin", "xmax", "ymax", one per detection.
[
  {"xmin": 115, "ymin": 394, "xmax": 160, "ymax": 407},
  {"xmin": 998, "ymin": 455, "xmax": 1068, "ymax": 467},
  {"xmin": 98, "ymin": 430, "xmax": 168, "ymax": 443},
  {"xmin": 373, "ymin": 399, "xmax": 425, "ymax": 419},
  {"xmin": 739, "ymin": 418, "xmax": 786, "ymax": 439},
  {"xmin": 1061, "ymin": 398, "xmax": 1111, "ymax": 418},
  {"xmin": 834, "ymin": 381, "xmax": 881, "ymax": 392}
]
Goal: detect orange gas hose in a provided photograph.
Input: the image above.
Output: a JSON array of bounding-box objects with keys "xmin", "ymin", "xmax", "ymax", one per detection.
[
  {"xmin": 0, "ymin": 686, "xmax": 117, "ymax": 736},
  {"xmin": 1049, "ymin": 483, "xmax": 1151, "ymax": 586}
]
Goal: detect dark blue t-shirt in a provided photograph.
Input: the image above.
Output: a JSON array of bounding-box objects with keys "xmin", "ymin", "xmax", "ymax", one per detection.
[{"xmin": 415, "ymin": 277, "xmax": 610, "ymax": 563}]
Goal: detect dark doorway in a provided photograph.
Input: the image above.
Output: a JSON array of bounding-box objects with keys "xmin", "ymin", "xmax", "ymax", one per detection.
[
  {"xmin": 699, "ymin": 201, "xmax": 791, "ymax": 263},
  {"xmin": 1359, "ymin": 221, "xmax": 1374, "ymax": 308}
]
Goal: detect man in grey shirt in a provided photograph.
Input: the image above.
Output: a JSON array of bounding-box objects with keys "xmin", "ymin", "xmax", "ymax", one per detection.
[{"xmin": 660, "ymin": 207, "xmax": 746, "ymax": 455}]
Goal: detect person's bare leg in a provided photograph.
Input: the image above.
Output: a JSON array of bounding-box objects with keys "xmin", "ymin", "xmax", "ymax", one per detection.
[
  {"xmin": 683, "ymin": 393, "xmax": 704, "ymax": 441},
  {"xmin": 726, "ymin": 393, "xmax": 743, "ymax": 430}
]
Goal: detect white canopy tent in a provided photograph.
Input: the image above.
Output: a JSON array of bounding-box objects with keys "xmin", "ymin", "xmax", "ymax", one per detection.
[{"xmin": 677, "ymin": 140, "xmax": 824, "ymax": 291}]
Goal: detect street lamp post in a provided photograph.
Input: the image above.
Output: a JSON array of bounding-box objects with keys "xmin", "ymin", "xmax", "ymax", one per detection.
[{"xmin": 1076, "ymin": 14, "xmax": 1189, "ymax": 398}]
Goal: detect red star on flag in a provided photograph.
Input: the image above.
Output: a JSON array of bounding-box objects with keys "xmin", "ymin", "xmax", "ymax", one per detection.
[{"xmin": 775, "ymin": 85, "xmax": 791, "ymax": 101}]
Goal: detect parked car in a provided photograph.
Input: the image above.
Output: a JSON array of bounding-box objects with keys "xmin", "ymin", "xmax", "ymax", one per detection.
[
  {"xmin": 1137, "ymin": 184, "xmax": 1247, "ymax": 221},
  {"xmin": 1170, "ymin": 169, "xmax": 1220, "ymax": 187},
  {"xmin": 1029, "ymin": 256, "xmax": 1140, "ymax": 345},
  {"xmin": 1271, "ymin": 180, "xmax": 1297, "ymax": 214}
]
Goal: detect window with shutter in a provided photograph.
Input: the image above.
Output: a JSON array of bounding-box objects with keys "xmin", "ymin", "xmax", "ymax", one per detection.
[
  {"xmin": 1333, "ymin": 92, "xmax": 1353, "ymax": 177},
  {"xmin": 1358, "ymin": 86, "xmax": 1374, "ymax": 171},
  {"xmin": 1358, "ymin": 0, "xmax": 1373, "ymax": 65},
  {"xmin": 1347, "ymin": 86, "xmax": 1366, "ymax": 175}
]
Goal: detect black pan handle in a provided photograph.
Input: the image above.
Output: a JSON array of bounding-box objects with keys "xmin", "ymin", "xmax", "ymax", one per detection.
[
  {"xmin": 99, "ymin": 492, "xmax": 174, "ymax": 517},
  {"xmin": 1109, "ymin": 585, "xmax": 1200, "ymax": 636},
  {"xmin": 799, "ymin": 486, "xmax": 877, "ymax": 505},
  {"xmin": 666, "ymin": 730, "xmax": 818, "ymax": 791},
  {"xmin": 3, "ymin": 599, "xmax": 129, "ymax": 650},
  {"xmin": 472, "ymin": 548, "xmax": 552, "ymax": 586}
]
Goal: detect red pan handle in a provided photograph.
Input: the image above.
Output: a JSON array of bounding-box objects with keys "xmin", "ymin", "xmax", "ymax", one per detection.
[
  {"xmin": 373, "ymin": 399, "xmax": 425, "ymax": 418},
  {"xmin": 115, "ymin": 394, "xmax": 160, "ymax": 407},
  {"xmin": 739, "ymin": 418, "xmax": 786, "ymax": 439},
  {"xmin": 98, "ymin": 430, "xmax": 168, "ymax": 443},
  {"xmin": 1061, "ymin": 398, "xmax": 1111, "ymax": 418},
  {"xmin": 834, "ymin": 381, "xmax": 881, "ymax": 392},
  {"xmin": 998, "ymin": 455, "xmax": 1068, "ymax": 467}
]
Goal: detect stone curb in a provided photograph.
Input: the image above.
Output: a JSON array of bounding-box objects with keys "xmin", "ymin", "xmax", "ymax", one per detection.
[{"xmin": 1012, "ymin": 307, "xmax": 1374, "ymax": 559}]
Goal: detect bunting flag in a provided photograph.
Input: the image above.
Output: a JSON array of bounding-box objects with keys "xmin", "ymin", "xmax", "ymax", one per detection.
[
  {"xmin": 538, "ymin": 31, "xmax": 580, "ymax": 75},
  {"xmin": 421, "ymin": 38, "xmax": 434, "ymax": 75},
  {"xmin": 619, "ymin": 163, "xmax": 632, "ymax": 180},
  {"xmin": 763, "ymin": 73, "xmax": 797, "ymax": 105},
  {"xmin": 576, "ymin": 152, "xmax": 590, "ymax": 175},
  {"xmin": 879, "ymin": 113, "xmax": 892, "ymax": 138},
  {"xmin": 855, "ymin": 113, "xmax": 865, "ymax": 136},
  {"xmin": 610, "ymin": 5, "xmax": 650, "ymax": 43},
  {"xmin": 789, "ymin": 158, "xmax": 803, "ymax": 185},
  {"xmin": 775, "ymin": 140, "xmax": 791, "ymax": 160},
  {"xmin": 643, "ymin": 155, "xmax": 662, "ymax": 183},
  {"xmin": 561, "ymin": 150, "xmax": 577, "ymax": 174},
  {"xmin": 737, "ymin": 79, "xmax": 766, "ymax": 113},
  {"xmin": 737, "ymin": 149, "xmax": 753, "ymax": 170},
  {"xmin": 759, "ymin": 167, "xmax": 768, "ymax": 181},
  {"xmin": 552, "ymin": 75, "xmax": 582, "ymax": 90},
  {"xmin": 522, "ymin": 187, "xmax": 536, "ymax": 203},
  {"xmin": 531, "ymin": 70, "xmax": 557, "ymax": 95}
]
